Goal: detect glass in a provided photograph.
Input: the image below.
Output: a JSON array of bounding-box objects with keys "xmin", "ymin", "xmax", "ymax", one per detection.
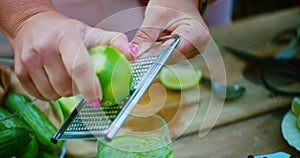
[{"xmin": 97, "ymin": 113, "xmax": 173, "ymax": 158}]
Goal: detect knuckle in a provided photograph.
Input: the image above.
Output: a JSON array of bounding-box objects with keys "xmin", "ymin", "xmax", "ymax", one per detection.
[
  {"xmin": 14, "ymin": 67, "xmax": 27, "ymax": 79},
  {"xmin": 198, "ymin": 31, "xmax": 210, "ymax": 52},
  {"xmin": 21, "ymin": 51, "xmax": 35, "ymax": 65},
  {"xmin": 37, "ymin": 48, "xmax": 52, "ymax": 61},
  {"xmin": 135, "ymin": 29, "xmax": 157, "ymax": 42},
  {"xmin": 201, "ymin": 29, "xmax": 211, "ymax": 43}
]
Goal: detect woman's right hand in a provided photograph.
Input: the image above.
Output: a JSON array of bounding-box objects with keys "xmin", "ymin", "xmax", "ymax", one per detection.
[{"xmin": 7, "ymin": 11, "xmax": 134, "ymax": 106}]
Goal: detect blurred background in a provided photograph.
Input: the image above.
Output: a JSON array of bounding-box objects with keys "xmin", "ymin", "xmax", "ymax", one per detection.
[
  {"xmin": 204, "ymin": 0, "xmax": 300, "ymax": 27},
  {"xmin": 232, "ymin": 0, "xmax": 300, "ymax": 20}
]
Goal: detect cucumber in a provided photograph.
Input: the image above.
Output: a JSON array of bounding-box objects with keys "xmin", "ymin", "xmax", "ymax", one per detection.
[
  {"xmin": 0, "ymin": 127, "xmax": 33, "ymax": 158},
  {"xmin": 0, "ymin": 107, "xmax": 25, "ymax": 130},
  {"xmin": 0, "ymin": 107, "xmax": 39, "ymax": 158},
  {"xmin": 18, "ymin": 135, "xmax": 39, "ymax": 158},
  {"xmin": 37, "ymin": 149, "xmax": 59, "ymax": 158},
  {"xmin": 5, "ymin": 92, "xmax": 63, "ymax": 152}
]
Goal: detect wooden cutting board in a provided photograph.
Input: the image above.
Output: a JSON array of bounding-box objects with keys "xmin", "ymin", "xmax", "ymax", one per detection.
[{"xmin": 8, "ymin": 7, "xmax": 300, "ymax": 158}]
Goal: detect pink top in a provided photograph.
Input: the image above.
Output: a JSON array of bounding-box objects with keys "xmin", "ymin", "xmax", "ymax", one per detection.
[
  {"xmin": 52, "ymin": 0, "xmax": 145, "ymax": 27},
  {"xmin": 52, "ymin": 0, "xmax": 233, "ymax": 28}
]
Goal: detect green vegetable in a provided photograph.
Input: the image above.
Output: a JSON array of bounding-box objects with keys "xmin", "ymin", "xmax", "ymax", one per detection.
[
  {"xmin": 5, "ymin": 92, "xmax": 63, "ymax": 152},
  {"xmin": 0, "ymin": 107, "xmax": 26, "ymax": 130},
  {"xmin": 0, "ymin": 127, "xmax": 33, "ymax": 158},
  {"xmin": 0, "ymin": 107, "xmax": 39, "ymax": 158},
  {"xmin": 37, "ymin": 149, "xmax": 58, "ymax": 158},
  {"xmin": 19, "ymin": 135, "xmax": 39, "ymax": 158}
]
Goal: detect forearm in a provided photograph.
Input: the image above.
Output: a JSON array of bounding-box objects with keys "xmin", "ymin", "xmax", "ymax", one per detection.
[{"xmin": 0, "ymin": 0, "xmax": 55, "ymax": 39}]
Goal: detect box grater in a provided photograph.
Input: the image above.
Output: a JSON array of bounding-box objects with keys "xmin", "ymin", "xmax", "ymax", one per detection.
[{"xmin": 51, "ymin": 34, "xmax": 180, "ymax": 143}]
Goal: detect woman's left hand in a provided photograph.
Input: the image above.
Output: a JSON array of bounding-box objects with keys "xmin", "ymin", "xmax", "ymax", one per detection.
[{"xmin": 131, "ymin": 0, "xmax": 210, "ymax": 62}]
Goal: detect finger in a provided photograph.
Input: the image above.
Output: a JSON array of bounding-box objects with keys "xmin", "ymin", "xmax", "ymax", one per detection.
[
  {"xmin": 132, "ymin": 27, "xmax": 162, "ymax": 44},
  {"xmin": 84, "ymin": 28, "xmax": 134, "ymax": 60},
  {"xmin": 172, "ymin": 20, "xmax": 210, "ymax": 55},
  {"xmin": 14, "ymin": 59, "xmax": 47, "ymax": 100},
  {"xmin": 131, "ymin": 27, "xmax": 163, "ymax": 56},
  {"xmin": 110, "ymin": 34, "xmax": 134, "ymax": 60},
  {"xmin": 20, "ymin": 50, "xmax": 60, "ymax": 100},
  {"xmin": 41, "ymin": 48, "xmax": 73, "ymax": 97},
  {"xmin": 58, "ymin": 33, "xmax": 102, "ymax": 105}
]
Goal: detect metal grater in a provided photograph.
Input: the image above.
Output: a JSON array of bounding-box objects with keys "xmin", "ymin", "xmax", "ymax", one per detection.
[{"xmin": 51, "ymin": 34, "xmax": 180, "ymax": 143}]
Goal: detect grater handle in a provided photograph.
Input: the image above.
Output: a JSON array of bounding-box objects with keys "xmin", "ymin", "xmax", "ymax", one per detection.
[{"xmin": 105, "ymin": 34, "xmax": 180, "ymax": 140}]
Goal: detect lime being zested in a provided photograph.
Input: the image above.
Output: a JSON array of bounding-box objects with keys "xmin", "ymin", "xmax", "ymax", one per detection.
[
  {"xmin": 160, "ymin": 64, "xmax": 202, "ymax": 90},
  {"xmin": 89, "ymin": 45, "xmax": 133, "ymax": 106},
  {"xmin": 57, "ymin": 95, "xmax": 81, "ymax": 117},
  {"xmin": 97, "ymin": 135, "xmax": 173, "ymax": 158}
]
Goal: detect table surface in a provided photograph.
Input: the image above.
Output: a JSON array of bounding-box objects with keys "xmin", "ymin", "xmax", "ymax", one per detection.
[{"xmin": 173, "ymin": 107, "xmax": 300, "ymax": 157}]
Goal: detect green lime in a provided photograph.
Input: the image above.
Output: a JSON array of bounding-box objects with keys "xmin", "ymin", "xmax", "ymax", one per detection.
[
  {"xmin": 97, "ymin": 135, "xmax": 173, "ymax": 158},
  {"xmin": 160, "ymin": 64, "xmax": 202, "ymax": 90},
  {"xmin": 291, "ymin": 97, "xmax": 300, "ymax": 117},
  {"xmin": 89, "ymin": 46, "xmax": 133, "ymax": 106},
  {"xmin": 57, "ymin": 95, "xmax": 81, "ymax": 117}
]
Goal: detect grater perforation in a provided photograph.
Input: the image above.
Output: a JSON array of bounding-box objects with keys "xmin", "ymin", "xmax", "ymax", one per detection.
[{"xmin": 51, "ymin": 35, "xmax": 180, "ymax": 143}]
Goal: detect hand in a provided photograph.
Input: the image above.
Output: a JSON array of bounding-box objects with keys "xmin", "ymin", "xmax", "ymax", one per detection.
[
  {"xmin": 8, "ymin": 11, "xmax": 133, "ymax": 102},
  {"xmin": 131, "ymin": 0, "xmax": 210, "ymax": 62}
]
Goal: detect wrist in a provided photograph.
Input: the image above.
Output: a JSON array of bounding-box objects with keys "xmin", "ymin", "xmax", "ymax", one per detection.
[{"xmin": 0, "ymin": 0, "xmax": 55, "ymax": 38}]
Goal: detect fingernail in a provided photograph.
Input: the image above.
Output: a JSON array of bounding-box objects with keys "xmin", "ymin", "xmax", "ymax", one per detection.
[
  {"xmin": 88, "ymin": 98, "xmax": 101, "ymax": 108},
  {"xmin": 130, "ymin": 44, "xmax": 139, "ymax": 57}
]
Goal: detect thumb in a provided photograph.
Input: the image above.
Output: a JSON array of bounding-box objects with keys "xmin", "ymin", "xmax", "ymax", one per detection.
[{"xmin": 131, "ymin": 27, "xmax": 162, "ymax": 56}]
